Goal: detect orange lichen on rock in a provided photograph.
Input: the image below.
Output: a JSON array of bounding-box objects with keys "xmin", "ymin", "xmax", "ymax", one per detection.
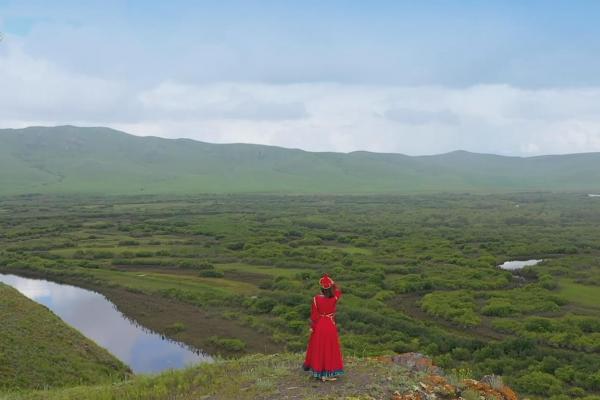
[
  {"xmin": 498, "ymin": 386, "xmax": 519, "ymax": 400},
  {"xmin": 391, "ymin": 391, "xmax": 421, "ymax": 400},
  {"xmin": 424, "ymin": 375, "xmax": 458, "ymax": 397},
  {"xmin": 462, "ymin": 378, "xmax": 519, "ymax": 400},
  {"xmin": 387, "ymin": 353, "xmax": 520, "ymax": 400},
  {"xmin": 391, "ymin": 352, "xmax": 443, "ymax": 374},
  {"xmin": 373, "ymin": 355, "xmax": 394, "ymax": 364}
]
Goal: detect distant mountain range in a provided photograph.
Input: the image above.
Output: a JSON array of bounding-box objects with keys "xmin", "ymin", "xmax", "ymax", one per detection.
[{"xmin": 1, "ymin": 126, "xmax": 599, "ymax": 196}]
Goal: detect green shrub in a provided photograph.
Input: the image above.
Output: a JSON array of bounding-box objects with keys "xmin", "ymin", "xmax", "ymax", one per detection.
[
  {"xmin": 207, "ymin": 336, "xmax": 246, "ymax": 352},
  {"xmin": 516, "ymin": 371, "xmax": 563, "ymax": 396},
  {"xmin": 482, "ymin": 299, "xmax": 517, "ymax": 317},
  {"xmin": 198, "ymin": 270, "xmax": 224, "ymax": 278},
  {"xmin": 421, "ymin": 290, "xmax": 481, "ymax": 327}
]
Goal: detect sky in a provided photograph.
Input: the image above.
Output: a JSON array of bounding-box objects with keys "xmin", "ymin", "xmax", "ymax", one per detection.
[{"xmin": 1, "ymin": 0, "xmax": 600, "ymax": 156}]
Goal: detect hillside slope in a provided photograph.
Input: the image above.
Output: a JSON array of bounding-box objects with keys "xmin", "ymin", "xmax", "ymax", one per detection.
[
  {"xmin": 0, "ymin": 283, "xmax": 130, "ymax": 390},
  {"xmin": 2, "ymin": 353, "xmax": 519, "ymax": 400},
  {"xmin": 1, "ymin": 126, "xmax": 599, "ymax": 195}
]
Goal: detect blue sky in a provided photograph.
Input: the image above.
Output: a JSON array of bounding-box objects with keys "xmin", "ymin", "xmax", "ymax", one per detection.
[{"xmin": 1, "ymin": 1, "xmax": 600, "ymax": 155}]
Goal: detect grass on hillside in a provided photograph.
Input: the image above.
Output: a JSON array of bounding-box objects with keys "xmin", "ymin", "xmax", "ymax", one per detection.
[
  {"xmin": 0, "ymin": 284, "xmax": 130, "ymax": 391},
  {"xmin": 1, "ymin": 126, "xmax": 600, "ymax": 196},
  {"xmin": 2, "ymin": 354, "xmax": 421, "ymax": 400}
]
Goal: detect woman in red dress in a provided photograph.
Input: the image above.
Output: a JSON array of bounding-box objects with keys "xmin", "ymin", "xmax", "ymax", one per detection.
[{"xmin": 303, "ymin": 274, "xmax": 344, "ymax": 381}]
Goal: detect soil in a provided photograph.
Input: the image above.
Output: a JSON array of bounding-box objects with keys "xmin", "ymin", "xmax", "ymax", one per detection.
[{"xmin": 100, "ymin": 285, "xmax": 284, "ymax": 355}]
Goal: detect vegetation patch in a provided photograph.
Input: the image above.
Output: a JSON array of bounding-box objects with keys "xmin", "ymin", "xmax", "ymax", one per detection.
[
  {"xmin": 1, "ymin": 354, "xmax": 422, "ymax": 400},
  {"xmin": 421, "ymin": 290, "xmax": 481, "ymax": 327},
  {"xmin": 558, "ymin": 279, "xmax": 600, "ymax": 309}
]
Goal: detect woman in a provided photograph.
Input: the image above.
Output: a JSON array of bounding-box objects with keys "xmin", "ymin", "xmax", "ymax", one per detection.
[{"xmin": 303, "ymin": 273, "xmax": 344, "ymax": 381}]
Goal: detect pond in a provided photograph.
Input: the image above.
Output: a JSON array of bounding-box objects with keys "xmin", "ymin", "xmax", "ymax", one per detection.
[
  {"xmin": 0, "ymin": 273, "xmax": 210, "ymax": 373},
  {"xmin": 498, "ymin": 259, "xmax": 543, "ymax": 270}
]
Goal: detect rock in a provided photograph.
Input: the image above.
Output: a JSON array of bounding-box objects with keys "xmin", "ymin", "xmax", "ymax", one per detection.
[
  {"xmin": 462, "ymin": 378, "xmax": 519, "ymax": 400},
  {"xmin": 389, "ymin": 353, "xmax": 519, "ymax": 399},
  {"xmin": 497, "ymin": 385, "xmax": 519, "ymax": 400},
  {"xmin": 391, "ymin": 352, "xmax": 443, "ymax": 375},
  {"xmin": 424, "ymin": 375, "xmax": 458, "ymax": 398},
  {"xmin": 480, "ymin": 374, "xmax": 503, "ymax": 389}
]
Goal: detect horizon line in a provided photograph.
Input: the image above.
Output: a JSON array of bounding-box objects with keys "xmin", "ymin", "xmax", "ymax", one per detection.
[{"xmin": 2, "ymin": 124, "xmax": 599, "ymax": 159}]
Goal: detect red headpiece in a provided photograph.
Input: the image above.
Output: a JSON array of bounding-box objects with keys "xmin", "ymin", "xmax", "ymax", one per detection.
[{"xmin": 319, "ymin": 273, "xmax": 334, "ymax": 289}]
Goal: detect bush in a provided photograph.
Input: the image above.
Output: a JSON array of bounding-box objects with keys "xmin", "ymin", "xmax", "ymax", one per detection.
[
  {"xmin": 178, "ymin": 260, "xmax": 214, "ymax": 270},
  {"xmin": 227, "ymin": 242, "xmax": 245, "ymax": 251},
  {"xmin": 516, "ymin": 371, "xmax": 563, "ymax": 396},
  {"xmin": 207, "ymin": 336, "xmax": 246, "ymax": 352},
  {"xmin": 198, "ymin": 270, "xmax": 224, "ymax": 278},
  {"xmin": 482, "ymin": 299, "xmax": 517, "ymax": 317},
  {"xmin": 421, "ymin": 290, "xmax": 481, "ymax": 327},
  {"xmin": 251, "ymin": 297, "xmax": 277, "ymax": 314}
]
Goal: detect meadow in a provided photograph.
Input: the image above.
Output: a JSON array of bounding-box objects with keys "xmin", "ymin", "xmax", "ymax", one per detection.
[{"xmin": 1, "ymin": 192, "xmax": 600, "ymax": 399}]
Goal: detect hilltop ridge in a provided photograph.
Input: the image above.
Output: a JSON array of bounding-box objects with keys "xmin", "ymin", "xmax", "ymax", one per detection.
[{"xmin": 1, "ymin": 126, "xmax": 599, "ymax": 196}]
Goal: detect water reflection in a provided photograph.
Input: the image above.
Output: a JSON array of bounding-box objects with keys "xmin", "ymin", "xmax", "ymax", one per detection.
[
  {"xmin": 498, "ymin": 259, "xmax": 542, "ymax": 270},
  {"xmin": 0, "ymin": 273, "xmax": 210, "ymax": 373}
]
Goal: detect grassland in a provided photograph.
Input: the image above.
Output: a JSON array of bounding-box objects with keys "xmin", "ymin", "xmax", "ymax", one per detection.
[
  {"xmin": 558, "ymin": 280, "xmax": 600, "ymax": 309},
  {"xmin": 1, "ymin": 192, "xmax": 600, "ymax": 399},
  {"xmin": 0, "ymin": 283, "xmax": 130, "ymax": 391},
  {"xmin": 1, "ymin": 354, "xmax": 427, "ymax": 400}
]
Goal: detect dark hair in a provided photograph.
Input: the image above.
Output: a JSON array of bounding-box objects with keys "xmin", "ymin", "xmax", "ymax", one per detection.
[{"xmin": 321, "ymin": 286, "xmax": 334, "ymax": 298}]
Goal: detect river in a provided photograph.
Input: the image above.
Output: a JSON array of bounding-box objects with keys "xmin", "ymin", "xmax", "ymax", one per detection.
[{"xmin": 0, "ymin": 273, "xmax": 211, "ymax": 373}]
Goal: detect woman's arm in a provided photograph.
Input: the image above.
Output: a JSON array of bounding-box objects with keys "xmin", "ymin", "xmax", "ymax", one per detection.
[{"xmin": 334, "ymin": 284, "xmax": 342, "ymax": 301}]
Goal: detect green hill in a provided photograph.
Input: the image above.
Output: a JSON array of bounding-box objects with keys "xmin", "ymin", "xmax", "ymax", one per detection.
[
  {"xmin": 3, "ymin": 353, "xmax": 520, "ymax": 400},
  {"xmin": 0, "ymin": 283, "xmax": 130, "ymax": 391},
  {"xmin": 0, "ymin": 125, "xmax": 599, "ymax": 195}
]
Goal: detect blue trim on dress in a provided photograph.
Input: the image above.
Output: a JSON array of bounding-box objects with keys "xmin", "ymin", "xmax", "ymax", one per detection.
[{"xmin": 302, "ymin": 364, "xmax": 344, "ymax": 379}]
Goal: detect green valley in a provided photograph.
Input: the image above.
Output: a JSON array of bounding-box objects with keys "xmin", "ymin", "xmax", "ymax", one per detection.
[{"xmin": 1, "ymin": 192, "xmax": 600, "ymax": 399}]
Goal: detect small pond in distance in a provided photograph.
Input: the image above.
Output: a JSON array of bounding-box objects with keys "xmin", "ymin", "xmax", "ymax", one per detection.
[
  {"xmin": 0, "ymin": 273, "xmax": 210, "ymax": 373},
  {"xmin": 498, "ymin": 259, "xmax": 543, "ymax": 270}
]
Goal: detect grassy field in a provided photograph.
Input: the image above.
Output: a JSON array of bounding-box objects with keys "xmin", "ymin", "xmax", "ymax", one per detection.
[
  {"xmin": 1, "ymin": 193, "xmax": 600, "ymax": 399},
  {"xmin": 558, "ymin": 279, "xmax": 600, "ymax": 309},
  {"xmin": 0, "ymin": 283, "xmax": 130, "ymax": 391},
  {"xmin": 89, "ymin": 269, "xmax": 259, "ymax": 296}
]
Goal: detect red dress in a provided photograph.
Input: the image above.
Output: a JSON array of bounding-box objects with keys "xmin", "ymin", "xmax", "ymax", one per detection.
[{"xmin": 303, "ymin": 289, "xmax": 344, "ymax": 378}]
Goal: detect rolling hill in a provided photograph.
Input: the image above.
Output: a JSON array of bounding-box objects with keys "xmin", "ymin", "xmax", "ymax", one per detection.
[{"xmin": 0, "ymin": 126, "xmax": 599, "ymax": 196}]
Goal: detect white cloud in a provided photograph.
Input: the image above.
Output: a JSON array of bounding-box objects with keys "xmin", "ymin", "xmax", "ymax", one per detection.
[
  {"xmin": 2, "ymin": 39, "xmax": 600, "ymax": 156},
  {"xmin": 139, "ymin": 81, "xmax": 307, "ymax": 121},
  {"xmin": 383, "ymin": 108, "xmax": 460, "ymax": 126}
]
